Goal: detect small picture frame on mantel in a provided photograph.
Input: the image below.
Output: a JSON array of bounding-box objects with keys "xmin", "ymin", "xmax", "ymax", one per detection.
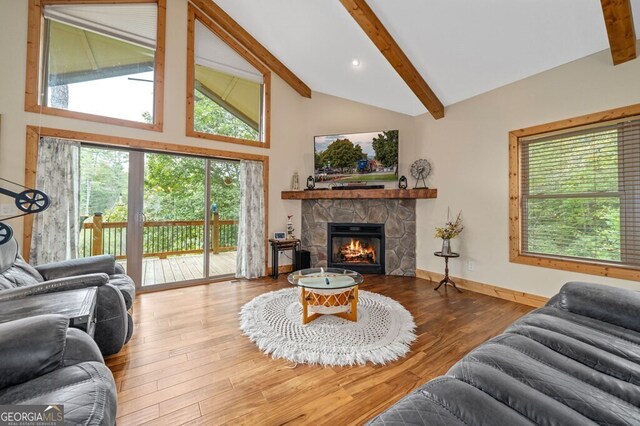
[{"xmin": 273, "ymin": 232, "xmax": 286, "ymax": 240}]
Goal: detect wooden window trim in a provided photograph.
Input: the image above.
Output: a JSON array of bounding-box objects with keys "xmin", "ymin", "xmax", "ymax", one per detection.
[
  {"xmin": 24, "ymin": 126, "xmax": 270, "ymax": 270},
  {"xmin": 509, "ymin": 103, "xmax": 640, "ymax": 281},
  {"xmin": 25, "ymin": 0, "xmax": 166, "ymax": 132},
  {"xmin": 186, "ymin": 5, "xmax": 271, "ymax": 149}
]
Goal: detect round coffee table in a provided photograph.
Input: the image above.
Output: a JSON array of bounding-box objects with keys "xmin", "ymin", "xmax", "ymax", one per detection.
[{"xmin": 288, "ymin": 268, "xmax": 364, "ymax": 325}]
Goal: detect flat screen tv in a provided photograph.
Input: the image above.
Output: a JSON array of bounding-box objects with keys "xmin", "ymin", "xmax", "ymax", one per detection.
[{"xmin": 314, "ymin": 130, "xmax": 398, "ymax": 183}]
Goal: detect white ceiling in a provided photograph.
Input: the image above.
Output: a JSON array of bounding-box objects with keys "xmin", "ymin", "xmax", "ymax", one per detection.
[{"xmin": 212, "ymin": 0, "xmax": 640, "ymax": 116}]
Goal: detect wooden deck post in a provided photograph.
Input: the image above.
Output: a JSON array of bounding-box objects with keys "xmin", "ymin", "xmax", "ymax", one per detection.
[
  {"xmin": 92, "ymin": 213, "xmax": 104, "ymax": 256},
  {"xmin": 213, "ymin": 212, "xmax": 220, "ymax": 254}
]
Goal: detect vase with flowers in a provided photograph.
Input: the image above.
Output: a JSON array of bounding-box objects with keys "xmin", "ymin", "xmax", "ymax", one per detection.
[{"xmin": 435, "ymin": 210, "xmax": 463, "ymax": 255}]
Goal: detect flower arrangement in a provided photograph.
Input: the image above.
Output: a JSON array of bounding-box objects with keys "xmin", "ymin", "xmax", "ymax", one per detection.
[{"xmin": 434, "ymin": 210, "xmax": 463, "ymax": 240}]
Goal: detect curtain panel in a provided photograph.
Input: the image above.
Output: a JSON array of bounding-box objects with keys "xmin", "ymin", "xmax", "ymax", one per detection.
[
  {"xmin": 30, "ymin": 137, "xmax": 81, "ymax": 265},
  {"xmin": 236, "ymin": 160, "xmax": 265, "ymax": 279}
]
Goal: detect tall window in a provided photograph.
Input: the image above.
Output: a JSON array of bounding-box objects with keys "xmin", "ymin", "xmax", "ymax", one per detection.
[
  {"xmin": 25, "ymin": 0, "xmax": 165, "ymax": 130},
  {"xmin": 187, "ymin": 6, "xmax": 270, "ymax": 148},
  {"xmin": 510, "ymin": 109, "xmax": 640, "ymax": 280}
]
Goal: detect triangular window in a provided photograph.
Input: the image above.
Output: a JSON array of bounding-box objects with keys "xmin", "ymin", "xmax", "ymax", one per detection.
[{"xmin": 188, "ymin": 7, "xmax": 269, "ymax": 146}]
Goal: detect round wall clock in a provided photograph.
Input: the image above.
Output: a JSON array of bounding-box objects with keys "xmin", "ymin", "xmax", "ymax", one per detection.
[{"xmin": 410, "ymin": 159, "xmax": 431, "ymax": 188}]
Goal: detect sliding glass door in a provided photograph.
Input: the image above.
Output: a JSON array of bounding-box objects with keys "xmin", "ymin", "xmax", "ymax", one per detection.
[
  {"xmin": 139, "ymin": 152, "xmax": 207, "ymax": 286},
  {"xmin": 76, "ymin": 144, "xmax": 239, "ymax": 289}
]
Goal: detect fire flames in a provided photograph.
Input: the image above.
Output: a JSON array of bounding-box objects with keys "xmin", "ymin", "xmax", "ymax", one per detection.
[{"xmin": 338, "ymin": 239, "xmax": 376, "ymax": 264}]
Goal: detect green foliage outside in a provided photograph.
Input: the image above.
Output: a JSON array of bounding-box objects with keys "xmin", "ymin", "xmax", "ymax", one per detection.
[
  {"xmin": 80, "ymin": 148, "xmax": 129, "ymax": 221},
  {"xmin": 194, "ymin": 90, "xmax": 259, "ymax": 141},
  {"xmin": 143, "ymin": 154, "xmax": 239, "ymax": 221},
  {"xmin": 524, "ymin": 130, "xmax": 621, "ymax": 262},
  {"xmin": 316, "ymin": 139, "xmax": 366, "ymax": 172},
  {"xmin": 78, "ymin": 146, "xmax": 240, "ymax": 258},
  {"xmin": 372, "ymin": 130, "xmax": 398, "ymax": 167}
]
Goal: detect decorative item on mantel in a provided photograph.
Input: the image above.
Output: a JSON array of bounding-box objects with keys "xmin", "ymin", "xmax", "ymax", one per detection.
[
  {"xmin": 410, "ymin": 159, "xmax": 431, "ymax": 188},
  {"xmin": 291, "ymin": 171, "xmax": 300, "ymax": 191},
  {"xmin": 287, "ymin": 215, "xmax": 295, "ymax": 239},
  {"xmin": 398, "ymin": 175, "xmax": 408, "ymax": 189},
  {"xmin": 306, "ymin": 175, "xmax": 315, "ymax": 190},
  {"xmin": 434, "ymin": 209, "xmax": 463, "ymax": 255}
]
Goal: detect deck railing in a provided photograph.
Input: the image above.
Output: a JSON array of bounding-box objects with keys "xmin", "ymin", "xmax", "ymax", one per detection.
[{"xmin": 79, "ymin": 213, "xmax": 238, "ymax": 259}]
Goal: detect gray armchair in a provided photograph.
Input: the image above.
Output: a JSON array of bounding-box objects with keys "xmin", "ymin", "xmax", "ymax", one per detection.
[
  {"xmin": 0, "ymin": 237, "xmax": 135, "ymax": 355},
  {"xmin": 0, "ymin": 315, "xmax": 117, "ymax": 425}
]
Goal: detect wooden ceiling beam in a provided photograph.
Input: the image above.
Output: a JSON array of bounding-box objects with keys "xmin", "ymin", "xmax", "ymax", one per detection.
[
  {"xmin": 190, "ymin": 0, "xmax": 312, "ymax": 98},
  {"xmin": 600, "ymin": 0, "xmax": 637, "ymax": 65},
  {"xmin": 339, "ymin": 0, "xmax": 444, "ymax": 119}
]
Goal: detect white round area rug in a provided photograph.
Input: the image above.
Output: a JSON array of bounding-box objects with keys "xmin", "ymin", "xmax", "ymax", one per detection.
[{"xmin": 239, "ymin": 287, "xmax": 416, "ymax": 366}]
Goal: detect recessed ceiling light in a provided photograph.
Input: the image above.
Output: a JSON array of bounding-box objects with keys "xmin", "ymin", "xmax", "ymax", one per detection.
[{"xmin": 351, "ymin": 59, "xmax": 361, "ymax": 67}]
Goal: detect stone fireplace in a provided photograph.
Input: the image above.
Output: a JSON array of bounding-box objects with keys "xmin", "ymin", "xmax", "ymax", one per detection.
[{"xmin": 301, "ymin": 199, "xmax": 416, "ymax": 276}]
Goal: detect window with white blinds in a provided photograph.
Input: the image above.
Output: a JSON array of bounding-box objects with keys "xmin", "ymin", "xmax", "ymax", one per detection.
[
  {"xmin": 24, "ymin": 0, "xmax": 165, "ymax": 130},
  {"xmin": 520, "ymin": 117, "xmax": 640, "ymax": 266}
]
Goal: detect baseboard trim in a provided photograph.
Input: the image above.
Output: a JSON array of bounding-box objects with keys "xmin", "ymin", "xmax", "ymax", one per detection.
[{"xmin": 416, "ymin": 269, "xmax": 548, "ymax": 308}]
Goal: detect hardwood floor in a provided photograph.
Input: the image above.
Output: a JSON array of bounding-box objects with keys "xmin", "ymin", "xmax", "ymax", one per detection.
[{"xmin": 105, "ymin": 275, "xmax": 533, "ymax": 425}]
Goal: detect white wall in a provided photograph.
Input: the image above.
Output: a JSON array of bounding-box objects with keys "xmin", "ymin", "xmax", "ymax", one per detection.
[
  {"xmin": 413, "ymin": 45, "xmax": 640, "ymax": 296},
  {"xmin": 0, "ymin": 0, "xmax": 414, "ymax": 268}
]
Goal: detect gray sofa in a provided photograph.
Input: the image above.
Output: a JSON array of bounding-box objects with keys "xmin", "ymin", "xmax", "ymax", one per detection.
[
  {"xmin": 0, "ymin": 314, "xmax": 117, "ymax": 425},
  {"xmin": 368, "ymin": 282, "xmax": 640, "ymax": 425},
  {"xmin": 0, "ymin": 237, "xmax": 135, "ymax": 355}
]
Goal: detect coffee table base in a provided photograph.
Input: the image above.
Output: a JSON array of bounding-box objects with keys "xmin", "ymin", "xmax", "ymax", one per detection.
[{"xmin": 301, "ymin": 286, "xmax": 358, "ymax": 325}]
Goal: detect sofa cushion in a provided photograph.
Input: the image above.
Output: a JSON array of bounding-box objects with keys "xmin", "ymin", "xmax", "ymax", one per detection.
[
  {"xmin": 0, "ymin": 238, "xmax": 44, "ymax": 289},
  {"xmin": 0, "ymin": 361, "xmax": 117, "ymax": 426},
  {"xmin": 0, "ymin": 315, "xmax": 68, "ymax": 389},
  {"xmin": 551, "ymin": 281, "xmax": 640, "ymax": 333},
  {"xmin": 368, "ymin": 282, "xmax": 640, "ymax": 425},
  {"xmin": 0, "ymin": 257, "xmax": 44, "ymax": 290},
  {"xmin": 491, "ymin": 332, "xmax": 640, "ymax": 406},
  {"xmin": 0, "ymin": 238, "xmax": 18, "ymax": 274},
  {"xmin": 370, "ymin": 377, "xmax": 537, "ymax": 426},
  {"xmin": 507, "ymin": 311, "xmax": 640, "ymax": 378},
  {"xmin": 449, "ymin": 341, "xmax": 640, "ymax": 424},
  {"xmin": 36, "ymin": 255, "xmax": 116, "ymax": 280}
]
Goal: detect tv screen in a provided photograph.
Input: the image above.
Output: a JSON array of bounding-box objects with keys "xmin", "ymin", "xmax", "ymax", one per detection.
[{"xmin": 314, "ymin": 130, "xmax": 398, "ymax": 183}]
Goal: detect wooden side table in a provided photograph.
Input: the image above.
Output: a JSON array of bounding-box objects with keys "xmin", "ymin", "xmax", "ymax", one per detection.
[
  {"xmin": 269, "ymin": 239, "xmax": 301, "ymax": 279},
  {"xmin": 433, "ymin": 252, "xmax": 462, "ymax": 292}
]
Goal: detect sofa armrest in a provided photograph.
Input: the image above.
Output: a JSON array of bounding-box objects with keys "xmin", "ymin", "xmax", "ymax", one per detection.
[
  {"xmin": 0, "ymin": 273, "xmax": 108, "ymax": 301},
  {"xmin": 549, "ymin": 282, "xmax": 640, "ymax": 332},
  {"xmin": 0, "ymin": 315, "xmax": 69, "ymax": 389},
  {"xmin": 36, "ymin": 255, "xmax": 116, "ymax": 280},
  {"xmin": 63, "ymin": 328, "xmax": 104, "ymax": 366}
]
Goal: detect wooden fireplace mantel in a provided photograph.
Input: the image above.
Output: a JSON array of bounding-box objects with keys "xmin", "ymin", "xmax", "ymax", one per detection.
[{"xmin": 281, "ymin": 188, "xmax": 437, "ymax": 200}]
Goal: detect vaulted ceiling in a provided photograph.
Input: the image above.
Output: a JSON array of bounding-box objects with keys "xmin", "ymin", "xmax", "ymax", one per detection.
[{"xmin": 212, "ymin": 0, "xmax": 640, "ymax": 117}]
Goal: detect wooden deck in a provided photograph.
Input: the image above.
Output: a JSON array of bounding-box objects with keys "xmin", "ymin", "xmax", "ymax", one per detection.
[
  {"xmin": 105, "ymin": 275, "xmax": 533, "ymax": 425},
  {"xmin": 118, "ymin": 252, "xmax": 237, "ymax": 286}
]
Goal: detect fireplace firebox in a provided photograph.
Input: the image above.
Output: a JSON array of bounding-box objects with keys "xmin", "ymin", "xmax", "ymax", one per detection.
[{"xmin": 327, "ymin": 223, "xmax": 385, "ymax": 274}]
